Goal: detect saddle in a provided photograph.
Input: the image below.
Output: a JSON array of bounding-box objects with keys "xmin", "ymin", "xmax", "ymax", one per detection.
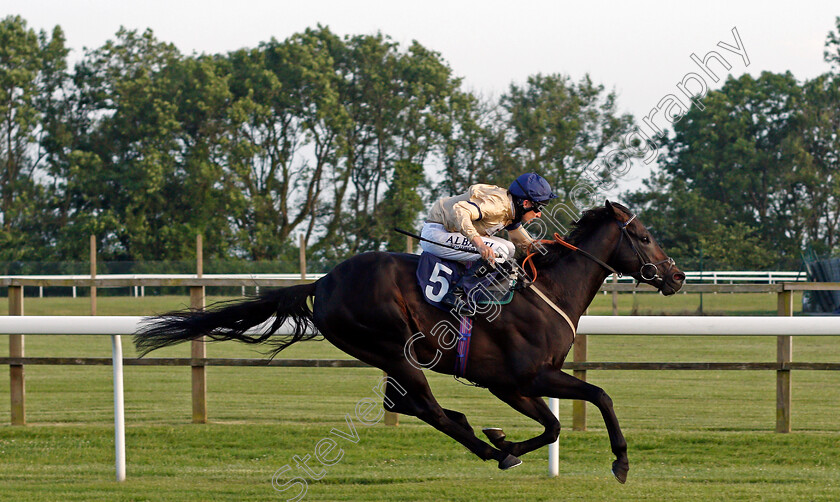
[{"xmin": 415, "ymin": 252, "xmax": 519, "ymax": 314}]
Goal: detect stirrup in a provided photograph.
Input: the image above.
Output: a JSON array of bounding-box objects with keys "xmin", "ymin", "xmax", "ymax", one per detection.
[
  {"xmin": 512, "ymin": 270, "xmax": 533, "ymax": 290},
  {"xmin": 442, "ymin": 288, "xmax": 478, "ymax": 316}
]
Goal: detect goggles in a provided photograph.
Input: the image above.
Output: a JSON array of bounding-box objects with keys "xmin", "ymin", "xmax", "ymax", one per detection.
[{"xmin": 530, "ymin": 200, "xmax": 546, "ymax": 213}]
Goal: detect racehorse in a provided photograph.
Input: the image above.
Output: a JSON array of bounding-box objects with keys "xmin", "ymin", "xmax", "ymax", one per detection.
[{"xmin": 134, "ymin": 201, "xmax": 684, "ymax": 483}]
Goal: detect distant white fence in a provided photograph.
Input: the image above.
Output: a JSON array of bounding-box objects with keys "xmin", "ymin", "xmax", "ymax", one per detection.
[
  {"xmin": 610, "ymin": 270, "xmax": 806, "ymax": 284},
  {"xmin": 682, "ymin": 270, "xmax": 806, "ymax": 283},
  {"xmin": 2, "ymin": 315, "xmax": 838, "ymax": 480},
  {"xmin": 1, "ymin": 270, "xmax": 809, "ymax": 298},
  {"xmin": 1, "ymin": 274, "xmax": 319, "ymax": 298}
]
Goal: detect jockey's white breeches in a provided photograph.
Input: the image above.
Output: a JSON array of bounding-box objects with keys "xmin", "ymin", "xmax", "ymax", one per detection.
[{"xmin": 419, "ymin": 222, "xmax": 515, "ymax": 262}]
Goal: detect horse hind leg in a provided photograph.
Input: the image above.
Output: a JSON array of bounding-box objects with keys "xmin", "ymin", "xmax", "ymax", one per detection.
[
  {"xmin": 482, "ymin": 389, "xmax": 560, "ymax": 459},
  {"xmin": 382, "ymin": 362, "xmax": 521, "ymax": 470},
  {"xmin": 314, "ymin": 290, "xmax": 517, "ymax": 469},
  {"xmin": 384, "ymin": 379, "xmax": 472, "ymax": 432},
  {"xmin": 443, "ymin": 409, "xmax": 474, "ymax": 434}
]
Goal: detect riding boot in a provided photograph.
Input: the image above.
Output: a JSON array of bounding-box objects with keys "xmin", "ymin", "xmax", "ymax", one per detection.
[{"xmin": 442, "ymin": 259, "xmax": 495, "ymax": 315}]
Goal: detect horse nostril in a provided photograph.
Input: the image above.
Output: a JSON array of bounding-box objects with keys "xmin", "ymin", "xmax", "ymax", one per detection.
[{"xmin": 673, "ymin": 272, "xmax": 686, "ymax": 283}]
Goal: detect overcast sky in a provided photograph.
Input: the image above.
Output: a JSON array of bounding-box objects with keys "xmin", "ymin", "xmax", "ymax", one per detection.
[{"xmin": 4, "ymin": 1, "xmax": 839, "ymax": 191}]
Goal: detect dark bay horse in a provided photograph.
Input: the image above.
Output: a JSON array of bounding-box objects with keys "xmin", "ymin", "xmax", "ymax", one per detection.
[{"xmin": 134, "ymin": 201, "xmax": 684, "ymax": 483}]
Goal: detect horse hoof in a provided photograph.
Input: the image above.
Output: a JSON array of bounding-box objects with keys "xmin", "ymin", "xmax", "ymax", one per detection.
[
  {"xmin": 611, "ymin": 460, "xmax": 628, "ymax": 484},
  {"xmin": 499, "ymin": 454, "xmax": 522, "ymax": 470},
  {"xmin": 482, "ymin": 427, "xmax": 506, "ymax": 443}
]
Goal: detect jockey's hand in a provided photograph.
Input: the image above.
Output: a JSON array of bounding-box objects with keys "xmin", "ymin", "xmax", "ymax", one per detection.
[{"xmin": 471, "ymin": 236, "xmax": 496, "ymax": 263}]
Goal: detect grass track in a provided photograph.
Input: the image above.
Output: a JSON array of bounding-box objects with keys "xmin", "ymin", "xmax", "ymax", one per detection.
[
  {"xmin": 2, "ymin": 426, "xmax": 839, "ymax": 501},
  {"xmin": 1, "ymin": 294, "xmax": 839, "ymax": 501}
]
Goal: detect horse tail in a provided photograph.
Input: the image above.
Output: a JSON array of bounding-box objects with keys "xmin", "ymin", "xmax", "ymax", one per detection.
[{"xmin": 134, "ymin": 282, "xmax": 318, "ymax": 358}]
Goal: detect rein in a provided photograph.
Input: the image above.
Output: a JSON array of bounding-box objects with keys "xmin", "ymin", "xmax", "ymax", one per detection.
[
  {"xmin": 522, "ymin": 214, "xmax": 673, "ymax": 285},
  {"xmin": 523, "ymin": 233, "xmax": 618, "ymax": 282}
]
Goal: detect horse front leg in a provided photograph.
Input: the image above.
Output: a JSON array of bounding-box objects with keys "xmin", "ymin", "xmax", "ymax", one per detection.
[{"xmin": 528, "ymin": 369, "xmax": 629, "ymax": 484}]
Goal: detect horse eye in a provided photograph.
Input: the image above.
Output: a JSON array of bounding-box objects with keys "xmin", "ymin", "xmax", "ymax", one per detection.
[{"xmin": 641, "ymin": 236, "xmax": 650, "ymax": 244}]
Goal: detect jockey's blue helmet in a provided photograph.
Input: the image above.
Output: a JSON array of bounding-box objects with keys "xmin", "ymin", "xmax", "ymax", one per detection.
[{"xmin": 509, "ymin": 173, "xmax": 558, "ymax": 206}]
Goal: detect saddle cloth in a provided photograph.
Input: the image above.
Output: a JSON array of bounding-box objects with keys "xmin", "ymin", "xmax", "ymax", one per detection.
[{"xmin": 415, "ymin": 252, "xmax": 514, "ymax": 311}]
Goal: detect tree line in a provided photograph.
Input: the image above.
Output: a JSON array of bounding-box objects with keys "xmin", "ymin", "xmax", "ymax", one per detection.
[
  {"xmin": 0, "ymin": 16, "xmax": 635, "ymax": 269},
  {"xmin": 628, "ymin": 17, "xmax": 840, "ymax": 269},
  {"xmin": 1, "ymin": 15, "xmax": 839, "ymax": 270}
]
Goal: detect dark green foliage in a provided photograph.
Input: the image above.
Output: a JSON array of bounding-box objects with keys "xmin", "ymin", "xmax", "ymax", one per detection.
[
  {"xmin": 628, "ymin": 68, "xmax": 840, "ymax": 269},
  {"xmin": 2, "ymin": 15, "xmax": 840, "ymax": 271}
]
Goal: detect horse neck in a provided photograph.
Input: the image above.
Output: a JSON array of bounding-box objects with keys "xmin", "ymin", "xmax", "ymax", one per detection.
[{"xmin": 540, "ymin": 225, "xmax": 618, "ymax": 320}]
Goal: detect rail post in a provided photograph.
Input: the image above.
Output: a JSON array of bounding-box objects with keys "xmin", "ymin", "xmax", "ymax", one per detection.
[
  {"xmin": 572, "ymin": 336, "xmax": 587, "ymax": 430},
  {"xmin": 111, "ymin": 333, "xmax": 126, "ymax": 481},
  {"xmin": 191, "ymin": 235, "xmax": 207, "ymax": 424},
  {"xmin": 382, "ymin": 237, "xmax": 413, "ymax": 427},
  {"xmin": 548, "ymin": 397, "xmax": 560, "ymax": 476},
  {"xmin": 9, "ymin": 285, "xmax": 24, "ymax": 425},
  {"xmin": 90, "ymin": 235, "xmax": 97, "ymax": 316},
  {"xmin": 383, "ymin": 370, "xmax": 399, "ymax": 426},
  {"xmin": 572, "ymin": 310, "xmax": 588, "ymax": 431},
  {"xmin": 299, "ymin": 234, "xmax": 307, "ymax": 280},
  {"xmin": 776, "ymin": 288, "xmax": 793, "ymax": 433}
]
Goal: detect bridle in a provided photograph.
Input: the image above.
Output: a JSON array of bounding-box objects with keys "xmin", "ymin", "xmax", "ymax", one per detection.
[
  {"xmin": 523, "ymin": 213, "xmax": 675, "ymax": 288},
  {"xmin": 615, "ymin": 215, "xmax": 676, "ymax": 283}
]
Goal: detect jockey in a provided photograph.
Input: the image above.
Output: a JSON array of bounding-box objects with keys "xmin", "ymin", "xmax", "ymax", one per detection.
[{"xmin": 420, "ymin": 173, "xmax": 558, "ymax": 303}]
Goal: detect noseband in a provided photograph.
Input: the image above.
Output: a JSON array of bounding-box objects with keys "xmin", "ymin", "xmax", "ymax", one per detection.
[{"xmin": 615, "ymin": 215, "xmax": 675, "ymax": 283}]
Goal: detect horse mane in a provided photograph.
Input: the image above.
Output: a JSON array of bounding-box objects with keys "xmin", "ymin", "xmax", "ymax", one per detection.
[{"xmin": 519, "ymin": 203, "xmax": 630, "ymax": 270}]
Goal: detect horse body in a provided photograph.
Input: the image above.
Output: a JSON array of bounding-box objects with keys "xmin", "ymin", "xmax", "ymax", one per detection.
[
  {"xmin": 135, "ymin": 202, "xmax": 685, "ymax": 482},
  {"xmin": 315, "ymin": 249, "xmax": 574, "ymax": 386}
]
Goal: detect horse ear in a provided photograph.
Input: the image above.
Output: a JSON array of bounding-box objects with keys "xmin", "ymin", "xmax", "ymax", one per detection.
[{"xmin": 605, "ymin": 200, "xmax": 624, "ymax": 220}]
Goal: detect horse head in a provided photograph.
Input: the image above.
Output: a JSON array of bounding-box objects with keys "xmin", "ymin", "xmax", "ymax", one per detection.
[
  {"xmin": 522, "ymin": 201, "xmax": 685, "ymax": 296},
  {"xmin": 604, "ymin": 200, "xmax": 685, "ymax": 296}
]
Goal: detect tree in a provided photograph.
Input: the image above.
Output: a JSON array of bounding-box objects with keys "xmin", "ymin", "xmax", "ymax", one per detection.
[
  {"xmin": 47, "ymin": 28, "xmax": 249, "ymax": 262},
  {"xmin": 223, "ymin": 26, "xmax": 349, "ymax": 260},
  {"xmin": 374, "ymin": 159, "xmax": 425, "ymax": 251},
  {"xmin": 824, "ymin": 16, "xmax": 840, "ymax": 72},
  {"xmin": 0, "ymin": 17, "xmax": 666, "ymax": 268},
  {"xmin": 165, "ymin": 54, "xmax": 241, "ymax": 258},
  {"xmin": 791, "ymin": 73, "xmax": 840, "ymax": 256},
  {"xmin": 497, "ymin": 74, "xmax": 636, "ymax": 198},
  {"xmin": 319, "ymin": 34, "xmax": 456, "ymax": 256},
  {"xmin": 629, "ymin": 17, "xmax": 840, "ymax": 269},
  {"xmin": 433, "ymin": 90, "xmax": 497, "ymax": 197},
  {"xmin": 628, "ymin": 72, "xmax": 812, "ymax": 269},
  {"xmin": 50, "ymin": 28, "xmax": 192, "ymax": 261},
  {"xmin": 0, "ymin": 16, "xmax": 68, "ymax": 261}
]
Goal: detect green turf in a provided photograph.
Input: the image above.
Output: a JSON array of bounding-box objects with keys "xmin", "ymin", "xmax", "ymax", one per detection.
[
  {"xmin": 1, "ymin": 426, "xmax": 838, "ymax": 501},
  {"xmin": 1, "ymin": 294, "xmax": 838, "ymax": 501}
]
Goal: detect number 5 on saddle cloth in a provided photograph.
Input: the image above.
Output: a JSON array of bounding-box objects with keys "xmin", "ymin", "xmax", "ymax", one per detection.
[{"xmin": 415, "ymin": 252, "xmax": 519, "ymax": 315}]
